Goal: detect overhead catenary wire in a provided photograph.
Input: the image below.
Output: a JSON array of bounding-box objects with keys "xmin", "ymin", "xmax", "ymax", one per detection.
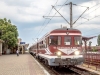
[
  {"xmin": 35, "ymin": 0, "xmax": 59, "ymax": 38},
  {"xmin": 73, "ymin": 3, "xmax": 100, "ymax": 28},
  {"xmin": 81, "ymin": 15, "xmax": 100, "ymax": 35},
  {"xmin": 81, "ymin": 5, "xmax": 100, "ymax": 20},
  {"xmin": 85, "ymin": 30, "xmax": 100, "ymax": 37},
  {"xmin": 74, "ymin": 15, "xmax": 100, "ymax": 36},
  {"xmin": 76, "ymin": 16, "xmax": 100, "ymax": 38},
  {"xmin": 71, "ymin": 2, "xmax": 100, "ymax": 39},
  {"xmin": 36, "ymin": 1, "xmax": 100, "ymax": 42},
  {"xmin": 36, "ymin": 0, "xmax": 69, "ymax": 38},
  {"xmin": 74, "ymin": 15, "xmax": 100, "ymax": 28},
  {"xmin": 71, "ymin": 2, "xmax": 100, "ymax": 38}
]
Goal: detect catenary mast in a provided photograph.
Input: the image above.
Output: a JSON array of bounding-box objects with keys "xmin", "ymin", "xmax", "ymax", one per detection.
[{"xmin": 70, "ymin": 2, "xmax": 73, "ymax": 28}]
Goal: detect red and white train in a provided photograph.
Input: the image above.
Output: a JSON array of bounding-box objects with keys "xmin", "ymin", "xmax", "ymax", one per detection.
[{"xmin": 29, "ymin": 27, "xmax": 84, "ymax": 67}]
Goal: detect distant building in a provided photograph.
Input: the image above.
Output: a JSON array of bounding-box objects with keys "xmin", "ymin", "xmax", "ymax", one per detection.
[
  {"xmin": 18, "ymin": 38, "xmax": 29, "ymax": 54},
  {"xmin": 18, "ymin": 38, "xmax": 22, "ymax": 44}
]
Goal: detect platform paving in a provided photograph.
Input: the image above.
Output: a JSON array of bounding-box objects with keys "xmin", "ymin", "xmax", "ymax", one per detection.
[{"xmin": 0, "ymin": 54, "xmax": 49, "ymax": 75}]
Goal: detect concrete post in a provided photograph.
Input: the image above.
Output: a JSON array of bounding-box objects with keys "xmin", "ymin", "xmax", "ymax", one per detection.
[
  {"xmin": 22, "ymin": 45, "xmax": 23, "ymax": 54},
  {"xmin": 0, "ymin": 42, "xmax": 2, "ymax": 56}
]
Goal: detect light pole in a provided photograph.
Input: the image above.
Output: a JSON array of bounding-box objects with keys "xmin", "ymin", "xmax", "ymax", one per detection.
[{"xmin": 36, "ymin": 38, "xmax": 38, "ymax": 54}]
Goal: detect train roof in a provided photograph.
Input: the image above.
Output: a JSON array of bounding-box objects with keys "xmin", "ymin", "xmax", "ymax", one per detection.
[
  {"xmin": 50, "ymin": 28, "xmax": 81, "ymax": 32},
  {"xmin": 31, "ymin": 28, "xmax": 81, "ymax": 45},
  {"xmin": 44, "ymin": 28, "xmax": 81, "ymax": 37}
]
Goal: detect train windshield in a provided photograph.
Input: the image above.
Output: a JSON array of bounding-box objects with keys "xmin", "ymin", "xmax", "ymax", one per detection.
[
  {"xmin": 64, "ymin": 36, "xmax": 71, "ymax": 45},
  {"xmin": 49, "ymin": 36, "xmax": 61, "ymax": 45},
  {"xmin": 74, "ymin": 36, "xmax": 82, "ymax": 45}
]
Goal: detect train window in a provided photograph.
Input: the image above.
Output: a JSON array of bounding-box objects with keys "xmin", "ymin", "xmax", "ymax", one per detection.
[
  {"xmin": 49, "ymin": 36, "xmax": 61, "ymax": 45},
  {"xmin": 74, "ymin": 36, "xmax": 82, "ymax": 45},
  {"xmin": 64, "ymin": 36, "xmax": 71, "ymax": 45}
]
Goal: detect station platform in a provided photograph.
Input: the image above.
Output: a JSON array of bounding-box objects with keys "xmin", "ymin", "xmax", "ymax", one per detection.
[{"xmin": 0, "ymin": 54, "xmax": 49, "ymax": 75}]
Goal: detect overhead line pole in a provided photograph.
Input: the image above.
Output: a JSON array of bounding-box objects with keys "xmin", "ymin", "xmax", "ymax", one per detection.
[
  {"xmin": 36, "ymin": 38, "xmax": 38, "ymax": 54},
  {"xmin": 70, "ymin": 2, "xmax": 73, "ymax": 28},
  {"xmin": 43, "ymin": 2, "xmax": 89, "ymax": 29}
]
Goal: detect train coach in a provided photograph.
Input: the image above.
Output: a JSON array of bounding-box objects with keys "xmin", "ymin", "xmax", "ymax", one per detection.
[{"xmin": 29, "ymin": 27, "xmax": 84, "ymax": 67}]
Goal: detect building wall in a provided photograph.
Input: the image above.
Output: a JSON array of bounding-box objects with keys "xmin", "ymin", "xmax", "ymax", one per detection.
[{"xmin": 18, "ymin": 38, "xmax": 22, "ymax": 44}]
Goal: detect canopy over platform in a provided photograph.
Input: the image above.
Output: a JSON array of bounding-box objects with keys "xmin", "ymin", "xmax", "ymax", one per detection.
[
  {"xmin": 82, "ymin": 36, "xmax": 97, "ymax": 51},
  {"xmin": 82, "ymin": 36, "xmax": 97, "ymax": 41}
]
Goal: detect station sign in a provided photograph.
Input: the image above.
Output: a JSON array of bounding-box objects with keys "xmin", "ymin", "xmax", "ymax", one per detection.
[{"xmin": 20, "ymin": 42, "xmax": 25, "ymax": 44}]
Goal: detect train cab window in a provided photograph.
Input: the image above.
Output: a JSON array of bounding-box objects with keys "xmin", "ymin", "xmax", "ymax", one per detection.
[
  {"xmin": 74, "ymin": 36, "xmax": 82, "ymax": 45},
  {"xmin": 49, "ymin": 36, "xmax": 61, "ymax": 45},
  {"xmin": 64, "ymin": 36, "xmax": 71, "ymax": 45}
]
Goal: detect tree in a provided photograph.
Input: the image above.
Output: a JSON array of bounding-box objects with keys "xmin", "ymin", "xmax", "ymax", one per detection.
[
  {"xmin": 89, "ymin": 41, "xmax": 92, "ymax": 46},
  {"xmin": 92, "ymin": 47, "xmax": 97, "ymax": 52},
  {"xmin": 0, "ymin": 18, "xmax": 19, "ymax": 51},
  {"xmin": 97, "ymin": 34, "xmax": 100, "ymax": 46}
]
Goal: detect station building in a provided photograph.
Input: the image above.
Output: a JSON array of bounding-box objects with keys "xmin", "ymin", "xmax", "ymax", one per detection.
[
  {"xmin": 17, "ymin": 38, "xmax": 29, "ymax": 54},
  {"xmin": 0, "ymin": 38, "xmax": 29, "ymax": 55}
]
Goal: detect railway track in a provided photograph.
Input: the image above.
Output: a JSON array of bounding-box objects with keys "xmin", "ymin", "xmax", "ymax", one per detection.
[
  {"xmin": 31, "ymin": 54, "xmax": 99, "ymax": 75},
  {"xmin": 69, "ymin": 66, "xmax": 99, "ymax": 75}
]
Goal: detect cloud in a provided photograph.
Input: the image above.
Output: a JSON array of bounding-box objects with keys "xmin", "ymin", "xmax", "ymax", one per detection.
[
  {"xmin": 0, "ymin": 0, "xmax": 100, "ymax": 47},
  {"xmin": 0, "ymin": 0, "xmax": 57, "ymax": 24},
  {"xmin": 0, "ymin": 0, "xmax": 33, "ymax": 7}
]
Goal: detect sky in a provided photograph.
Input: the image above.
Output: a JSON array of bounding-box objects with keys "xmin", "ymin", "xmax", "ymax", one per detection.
[{"xmin": 0, "ymin": 0, "xmax": 100, "ymax": 48}]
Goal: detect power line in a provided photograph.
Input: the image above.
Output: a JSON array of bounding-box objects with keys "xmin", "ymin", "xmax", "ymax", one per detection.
[
  {"xmin": 36, "ymin": 1, "xmax": 100, "ymax": 40},
  {"xmin": 73, "ymin": 4, "xmax": 89, "ymax": 8},
  {"xmin": 79, "ymin": 15, "xmax": 100, "ymax": 36},
  {"xmin": 82, "ymin": 5, "xmax": 100, "ymax": 19},
  {"xmin": 35, "ymin": 0, "xmax": 59, "ymax": 38},
  {"xmin": 73, "ymin": 3, "xmax": 100, "ymax": 28},
  {"xmin": 36, "ymin": 0, "xmax": 69, "ymax": 38},
  {"xmin": 74, "ymin": 15, "xmax": 100, "ymax": 29},
  {"xmin": 84, "ymin": 30, "xmax": 100, "ymax": 37}
]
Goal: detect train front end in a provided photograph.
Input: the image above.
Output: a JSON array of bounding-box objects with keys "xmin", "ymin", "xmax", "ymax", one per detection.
[{"xmin": 46, "ymin": 28, "xmax": 84, "ymax": 66}]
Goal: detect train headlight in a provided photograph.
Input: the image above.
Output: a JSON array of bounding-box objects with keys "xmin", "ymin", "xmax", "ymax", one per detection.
[
  {"xmin": 56, "ymin": 51, "xmax": 62, "ymax": 57},
  {"xmin": 74, "ymin": 51, "xmax": 80, "ymax": 55}
]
